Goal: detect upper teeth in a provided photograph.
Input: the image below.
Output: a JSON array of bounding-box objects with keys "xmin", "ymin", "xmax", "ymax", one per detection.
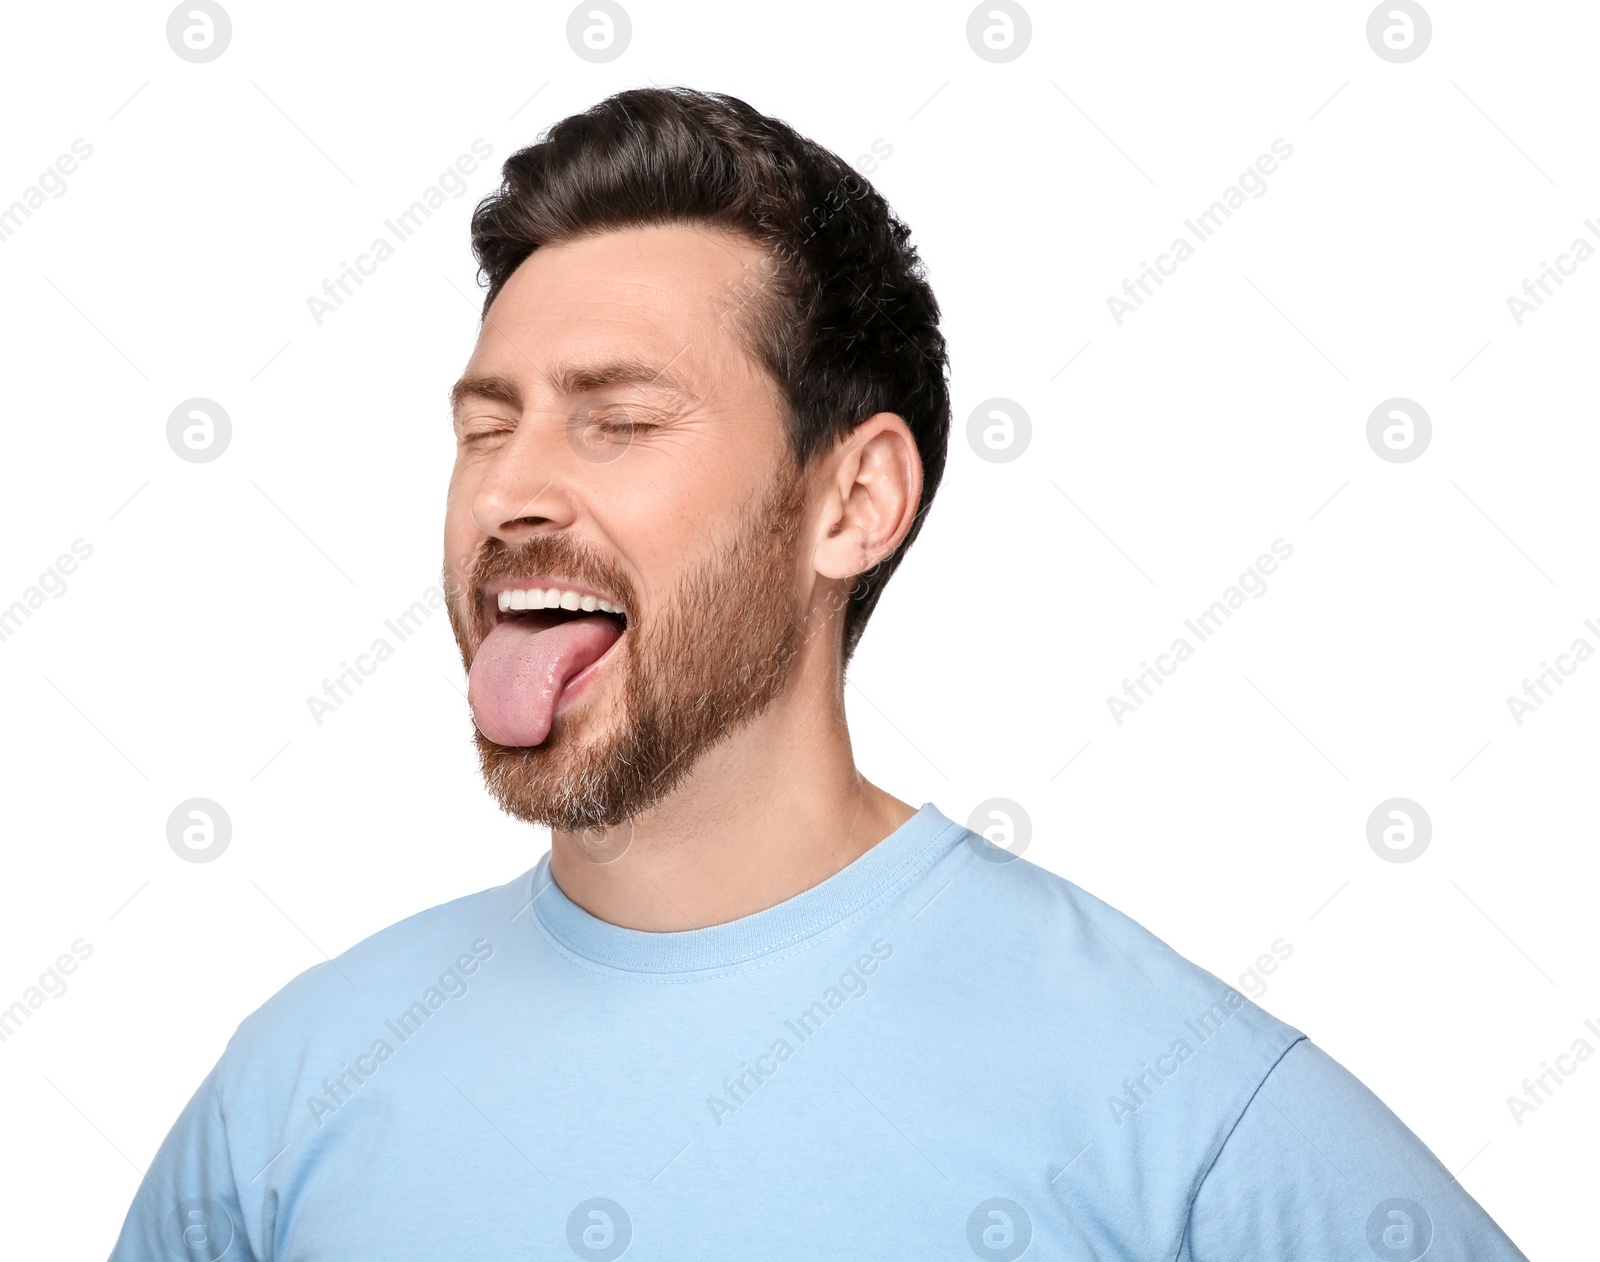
[{"xmin": 498, "ymin": 586, "xmax": 622, "ymax": 615}]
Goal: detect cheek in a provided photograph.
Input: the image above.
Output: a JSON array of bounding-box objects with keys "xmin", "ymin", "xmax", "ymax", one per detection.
[{"xmin": 595, "ymin": 486, "xmax": 680, "ymax": 565}]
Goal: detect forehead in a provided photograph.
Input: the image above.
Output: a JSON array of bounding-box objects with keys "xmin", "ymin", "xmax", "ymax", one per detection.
[{"xmin": 466, "ymin": 223, "xmax": 771, "ymax": 387}]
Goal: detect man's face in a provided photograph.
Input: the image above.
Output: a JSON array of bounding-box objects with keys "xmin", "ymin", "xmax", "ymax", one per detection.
[{"xmin": 444, "ymin": 225, "xmax": 812, "ymax": 832}]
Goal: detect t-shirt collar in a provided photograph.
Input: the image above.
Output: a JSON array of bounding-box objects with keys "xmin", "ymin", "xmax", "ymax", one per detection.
[{"xmin": 527, "ymin": 802, "xmax": 961, "ymax": 975}]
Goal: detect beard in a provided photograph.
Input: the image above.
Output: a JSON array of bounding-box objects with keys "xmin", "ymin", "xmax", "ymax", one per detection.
[{"xmin": 445, "ymin": 458, "xmax": 809, "ymax": 833}]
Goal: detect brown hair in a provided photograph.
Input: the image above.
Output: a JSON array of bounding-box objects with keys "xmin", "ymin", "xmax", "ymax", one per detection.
[{"xmin": 469, "ymin": 86, "xmax": 950, "ymax": 663}]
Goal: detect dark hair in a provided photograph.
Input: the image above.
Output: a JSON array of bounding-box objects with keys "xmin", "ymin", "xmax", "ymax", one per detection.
[{"xmin": 469, "ymin": 86, "xmax": 950, "ymax": 664}]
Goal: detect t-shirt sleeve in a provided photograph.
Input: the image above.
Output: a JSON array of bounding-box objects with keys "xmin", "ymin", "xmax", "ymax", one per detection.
[
  {"xmin": 1180, "ymin": 1037, "xmax": 1529, "ymax": 1261},
  {"xmin": 108, "ymin": 1064, "xmax": 263, "ymax": 1262}
]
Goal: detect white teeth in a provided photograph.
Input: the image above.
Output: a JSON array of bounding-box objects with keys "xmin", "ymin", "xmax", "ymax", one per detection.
[{"xmin": 497, "ymin": 585, "xmax": 624, "ymax": 617}]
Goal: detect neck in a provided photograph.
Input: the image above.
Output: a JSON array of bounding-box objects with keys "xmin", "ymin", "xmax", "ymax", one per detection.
[{"xmin": 547, "ymin": 643, "xmax": 917, "ymax": 932}]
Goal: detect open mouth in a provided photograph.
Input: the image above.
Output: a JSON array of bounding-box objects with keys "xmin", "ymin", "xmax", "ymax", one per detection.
[
  {"xmin": 492, "ymin": 584, "xmax": 628, "ymax": 654},
  {"xmin": 467, "ymin": 581, "xmax": 629, "ymax": 746}
]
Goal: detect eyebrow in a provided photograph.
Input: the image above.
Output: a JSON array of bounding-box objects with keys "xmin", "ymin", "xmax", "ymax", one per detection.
[
  {"xmin": 449, "ymin": 372, "xmax": 522, "ymax": 417},
  {"xmin": 449, "ymin": 357, "xmax": 697, "ymax": 419}
]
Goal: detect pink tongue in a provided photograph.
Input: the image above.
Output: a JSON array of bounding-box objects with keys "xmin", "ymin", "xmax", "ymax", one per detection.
[{"xmin": 468, "ymin": 616, "xmax": 621, "ymax": 747}]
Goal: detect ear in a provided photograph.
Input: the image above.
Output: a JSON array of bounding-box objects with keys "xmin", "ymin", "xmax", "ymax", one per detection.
[{"xmin": 811, "ymin": 412, "xmax": 923, "ymax": 583}]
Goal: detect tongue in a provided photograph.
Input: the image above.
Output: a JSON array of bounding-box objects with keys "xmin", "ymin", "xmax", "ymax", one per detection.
[{"xmin": 467, "ymin": 616, "xmax": 622, "ymax": 747}]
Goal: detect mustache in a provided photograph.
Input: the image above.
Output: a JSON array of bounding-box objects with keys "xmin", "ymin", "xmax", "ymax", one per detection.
[{"xmin": 457, "ymin": 536, "xmax": 639, "ymax": 637}]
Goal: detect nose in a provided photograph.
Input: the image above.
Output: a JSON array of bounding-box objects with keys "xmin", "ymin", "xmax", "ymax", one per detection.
[{"xmin": 470, "ymin": 413, "xmax": 580, "ymax": 543}]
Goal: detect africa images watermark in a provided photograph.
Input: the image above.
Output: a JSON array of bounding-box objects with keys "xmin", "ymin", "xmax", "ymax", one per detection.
[
  {"xmin": 0, "ymin": 138, "xmax": 93, "ymax": 246},
  {"xmin": 1106, "ymin": 138, "xmax": 1294, "ymax": 326},
  {"xmin": 305, "ymin": 585, "xmax": 444, "ymax": 725},
  {"xmin": 0, "ymin": 538, "xmax": 94, "ymax": 646},
  {"xmin": 1106, "ymin": 538, "xmax": 1294, "ymax": 726},
  {"xmin": 705, "ymin": 937, "xmax": 894, "ymax": 1127},
  {"xmin": 1503, "ymin": 218, "xmax": 1600, "ymax": 327},
  {"xmin": 1503, "ymin": 616, "xmax": 1600, "ymax": 726},
  {"xmin": 1105, "ymin": 938, "xmax": 1293, "ymax": 1127},
  {"xmin": 1505, "ymin": 1012, "xmax": 1600, "ymax": 1127},
  {"xmin": 303, "ymin": 937, "xmax": 495, "ymax": 1126},
  {"xmin": 304, "ymin": 139, "xmax": 494, "ymax": 326},
  {"xmin": 1107, "ymin": 985, "xmax": 1251, "ymax": 1126},
  {"xmin": 0, "ymin": 939, "xmax": 94, "ymax": 1047},
  {"xmin": 706, "ymin": 136, "xmax": 893, "ymax": 332}
]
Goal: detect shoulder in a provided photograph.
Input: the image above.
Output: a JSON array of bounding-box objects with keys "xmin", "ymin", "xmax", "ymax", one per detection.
[
  {"xmin": 1181, "ymin": 1038, "xmax": 1531, "ymax": 1260},
  {"xmin": 217, "ymin": 865, "xmax": 536, "ymax": 1082},
  {"xmin": 915, "ymin": 823, "xmax": 1306, "ymax": 1113}
]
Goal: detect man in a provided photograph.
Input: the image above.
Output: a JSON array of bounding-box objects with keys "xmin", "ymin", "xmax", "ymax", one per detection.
[{"xmin": 112, "ymin": 87, "xmax": 1526, "ymax": 1261}]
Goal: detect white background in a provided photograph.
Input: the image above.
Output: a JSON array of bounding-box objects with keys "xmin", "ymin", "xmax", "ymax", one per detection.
[{"xmin": 0, "ymin": 1, "xmax": 1593, "ymax": 1256}]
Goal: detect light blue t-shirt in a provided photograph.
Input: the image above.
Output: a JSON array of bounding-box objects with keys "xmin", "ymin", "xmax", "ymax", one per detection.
[{"xmin": 111, "ymin": 804, "xmax": 1527, "ymax": 1260}]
